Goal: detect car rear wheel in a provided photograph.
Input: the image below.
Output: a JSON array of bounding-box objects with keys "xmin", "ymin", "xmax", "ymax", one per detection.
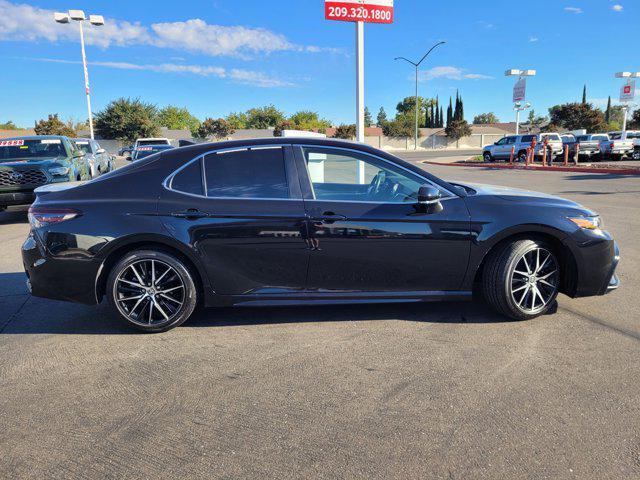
[
  {"xmin": 107, "ymin": 250, "xmax": 198, "ymax": 332},
  {"xmin": 483, "ymin": 152, "xmax": 493, "ymax": 162},
  {"xmin": 517, "ymin": 151, "xmax": 528, "ymax": 163},
  {"xmin": 482, "ymin": 239, "xmax": 560, "ymax": 320},
  {"xmin": 632, "ymin": 150, "xmax": 640, "ymax": 161}
]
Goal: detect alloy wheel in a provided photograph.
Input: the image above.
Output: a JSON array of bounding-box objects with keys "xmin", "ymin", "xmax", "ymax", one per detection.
[
  {"xmin": 114, "ymin": 259, "xmax": 185, "ymax": 326},
  {"xmin": 510, "ymin": 247, "xmax": 559, "ymax": 314}
]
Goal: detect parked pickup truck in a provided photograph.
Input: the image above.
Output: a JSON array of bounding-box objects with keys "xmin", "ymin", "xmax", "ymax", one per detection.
[
  {"xmin": 600, "ymin": 131, "xmax": 638, "ymax": 160},
  {"xmin": 482, "ymin": 133, "xmax": 564, "ymax": 163},
  {"xmin": 0, "ymin": 135, "xmax": 90, "ymax": 211},
  {"xmin": 572, "ymin": 134, "xmax": 609, "ymax": 161}
]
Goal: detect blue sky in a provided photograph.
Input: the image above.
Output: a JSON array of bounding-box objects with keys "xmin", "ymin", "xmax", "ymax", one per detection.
[{"xmin": 0, "ymin": 0, "xmax": 637, "ymax": 127}]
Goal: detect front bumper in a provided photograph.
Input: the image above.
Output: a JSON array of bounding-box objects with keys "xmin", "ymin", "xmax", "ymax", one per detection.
[{"xmin": 0, "ymin": 190, "xmax": 35, "ymax": 206}]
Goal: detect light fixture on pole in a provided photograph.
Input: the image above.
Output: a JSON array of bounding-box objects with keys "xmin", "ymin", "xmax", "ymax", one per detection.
[
  {"xmin": 395, "ymin": 41, "xmax": 446, "ymax": 150},
  {"xmin": 615, "ymin": 72, "xmax": 640, "ymax": 132},
  {"xmin": 506, "ymin": 69, "xmax": 536, "ymax": 135},
  {"xmin": 54, "ymin": 10, "xmax": 104, "ymax": 140}
]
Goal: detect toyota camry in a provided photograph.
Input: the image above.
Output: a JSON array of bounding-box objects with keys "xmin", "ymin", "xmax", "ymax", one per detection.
[{"xmin": 22, "ymin": 138, "xmax": 620, "ymax": 332}]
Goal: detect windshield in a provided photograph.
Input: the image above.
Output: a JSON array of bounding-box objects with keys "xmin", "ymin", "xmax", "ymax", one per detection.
[
  {"xmin": 592, "ymin": 135, "xmax": 609, "ymax": 141},
  {"xmin": 0, "ymin": 138, "xmax": 68, "ymax": 161},
  {"xmin": 74, "ymin": 142, "xmax": 92, "ymax": 154},
  {"xmin": 627, "ymin": 132, "xmax": 640, "ymax": 139},
  {"xmin": 576, "ymin": 136, "xmax": 589, "ymax": 142},
  {"xmin": 134, "ymin": 146, "xmax": 172, "ymax": 160}
]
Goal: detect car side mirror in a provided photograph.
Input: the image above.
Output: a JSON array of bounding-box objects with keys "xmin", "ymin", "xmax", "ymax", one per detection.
[
  {"xmin": 416, "ymin": 185, "xmax": 443, "ymax": 214},
  {"xmin": 125, "ymin": 155, "xmax": 133, "ymax": 162}
]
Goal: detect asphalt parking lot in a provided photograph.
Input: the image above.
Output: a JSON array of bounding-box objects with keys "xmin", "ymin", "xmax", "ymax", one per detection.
[{"xmin": 1, "ymin": 164, "xmax": 639, "ymax": 479}]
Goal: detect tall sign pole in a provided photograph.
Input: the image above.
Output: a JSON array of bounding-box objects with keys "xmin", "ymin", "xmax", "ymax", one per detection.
[
  {"xmin": 325, "ymin": 0, "xmax": 394, "ymax": 143},
  {"xmin": 356, "ymin": 21, "xmax": 365, "ymax": 142}
]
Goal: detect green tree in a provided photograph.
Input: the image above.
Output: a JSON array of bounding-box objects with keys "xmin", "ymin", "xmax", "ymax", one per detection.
[
  {"xmin": 34, "ymin": 114, "xmax": 76, "ymax": 137},
  {"xmin": 548, "ymin": 102, "xmax": 607, "ymax": 133},
  {"xmin": 582, "ymin": 85, "xmax": 587, "ymax": 104},
  {"xmin": 288, "ymin": 111, "xmax": 331, "ymax": 133},
  {"xmin": 377, "ymin": 107, "xmax": 388, "ymax": 126},
  {"xmin": 158, "ymin": 106, "xmax": 200, "ymax": 132},
  {"xmin": 446, "ymin": 98, "xmax": 453, "ymax": 127},
  {"xmin": 605, "ymin": 96, "xmax": 612, "ymax": 123},
  {"xmin": 273, "ymin": 120, "xmax": 294, "ymax": 137},
  {"xmin": 94, "ymin": 98, "xmax": 160, "ymax": 142},
  {"xmin": 364, "ymin": 107, "xmax": 373, "ymax": 127},
  {"xmin": 629, "ymin": 109, "xmax": 640, "ymax": 129},
  {"xmin": 332, "ymin": 124, "xmax": 356, "ymax": 139},
  {"xmin": 225, "ymin": 112, "xmax": 248, "ymax": 129},
  {"xmin": 195, "ymin": 118, "xmax": 235, "ymax": 140},
  {"xmin": 445, "ymin": 119, "xmax": 472, "ymax": 140},
  {"xmin": 473, "ymin": 112, "xmax": 499, "ymax": 124},
  {"xmin": 0, "ymin": 120, "xmax": 20, "ymax": 130},
  {"xmin": 526, "ymin": 110, "xmax": 547, "ymax": 130},
  {"xmin": 439, "ymin": 106, "xmax": 444, "ymax": 128},
  {"xmin": 382, "ymin": 115, "xmax": 419, "ymax": 138},
  {"xmin": 245, "ymin": 105, "xmax": 285, "ymax": 129}
]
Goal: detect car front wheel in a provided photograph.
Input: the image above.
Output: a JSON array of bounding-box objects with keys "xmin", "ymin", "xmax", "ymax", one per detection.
[
  {"xmin": 482, "ymin": 239, "xmax": 560, "ymax": 320},
  {"xmin": 632, "ymin": 150, "xmax": 640, "ymax": 161},
  {"xmin": 483, "ymin": 152, "xmax": 493, "ymax": 162},
  {"xmin": 107, "ymin": 250, "xmax": 198, "ymax": 332}
]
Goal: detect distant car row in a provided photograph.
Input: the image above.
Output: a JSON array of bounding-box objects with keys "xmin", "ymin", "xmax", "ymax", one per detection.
[
  {"xmin": 483, "ymin": 130, "xmax": 640, "ymax": 163},
  {"xmin": 0, "ymin": 135, "xmax": 115, "ymax": 211}
]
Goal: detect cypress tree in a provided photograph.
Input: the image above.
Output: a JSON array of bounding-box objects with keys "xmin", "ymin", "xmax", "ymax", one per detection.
[
  {"xmin": 439, "ymin": 106, "xmax": 444, "ymax": 128},
  {"xmin": 447, "ymin": 97, "xmax": 453, "ymax": 127},
  {"xmin": 430, "ymin": 103, "xmax": 435, "ymax": 128},
  {"xmin": 582, "ymin": 85, "xmax": 587, "ymax": 104},
  {"xmin": 605, "ymin": 96, "xmax": 612, "ymax": 123},
  {"xmin": 459, "ymin": 95, "xmax": 464, "ymax": 121},
  {"xmin": 453, "ymin": 90, "xmax": 460, "ymax": 120}
]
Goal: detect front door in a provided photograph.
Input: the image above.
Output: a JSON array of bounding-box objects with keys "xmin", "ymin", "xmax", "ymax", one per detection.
[
  {"xmin": 294, "ymin": 146, "xmax": 471, "ymax": 292},
  {"xmin": 159, "ymin": 145, "xmax": 309, "ymax": 295}
]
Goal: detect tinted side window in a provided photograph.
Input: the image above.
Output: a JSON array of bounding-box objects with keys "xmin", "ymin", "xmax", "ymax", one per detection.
[
  {"xmin": 521, "ymin": 135, "xmax": 534, "ymax": 143},
  {"xmin": 171, "ymin": 160, "xmax": 203, "ymax": 196},
  {"xmin": 204, "ymin": 147, "xmax": 289, "ymax": 199},
  {"xmin": 506, "ymin": 137, "xmax": 516, "ymax": 144}
]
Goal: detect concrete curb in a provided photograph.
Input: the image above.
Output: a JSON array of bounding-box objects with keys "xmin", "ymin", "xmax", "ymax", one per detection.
[{"xmin": 422, "ymin": 161, "xmax": 640, "ymax": 176}]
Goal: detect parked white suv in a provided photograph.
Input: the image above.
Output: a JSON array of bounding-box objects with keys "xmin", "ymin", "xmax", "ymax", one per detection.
[{"xmin": 483, "ymin": 133, "xmax": 564, "ymax": 162}]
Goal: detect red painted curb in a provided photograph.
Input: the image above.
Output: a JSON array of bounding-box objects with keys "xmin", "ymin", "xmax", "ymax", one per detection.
[{"xmin": 423, "ymin": 161, "xmax": 640, "ymax": 176}]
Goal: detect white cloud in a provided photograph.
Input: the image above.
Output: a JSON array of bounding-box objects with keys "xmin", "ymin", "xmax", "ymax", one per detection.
[
  {"xmin": 0, "ymin": 0, "xmax": 335, "ymax": 57},
  {"xmin": 612, "ymin": 4, "xmax": 623, "ymax": 12},
  {"xmin": 564, "ymin": 6, "xmax": 583, "ymax": 14},
  {"xmin": 529, "ymin": 37, "xmax": 539, "ymax": 42},
  {"xmin": 28, "ymin": 57, "xmax": 293, "ymax": 88},
  {"xmin": 418, "ymin": 66, "xmax": 493, "ymax": 81}
]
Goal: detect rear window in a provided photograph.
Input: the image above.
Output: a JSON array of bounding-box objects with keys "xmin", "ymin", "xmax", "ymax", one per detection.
[
  {"xmin": 576, "ymin": 136, "xmax": 589, "ymax": 142},
  {"xmin": 592, "ymin": 135, "xmax": 609, "ymax": 141},
  {"xmin": 171, "ymin": 160, "xmax": 203, "ymax": 196},
  {"xmin": 541, "ymin": 134, "xmax": 561, "ymax": 141},
  {"xmin": 627, "ymin": 132, "xmax": 640, "ymax": 139},
  {"xmin": 138, "ymin": 139, "xmax": 169, "ymax": 146},
  {"xmin": 204, "ymin": 147, "xmax": 289, "ymax": 199},
  {"xmin": 520, "ymin": 135, "xmax": 534, "ymax": 143}
]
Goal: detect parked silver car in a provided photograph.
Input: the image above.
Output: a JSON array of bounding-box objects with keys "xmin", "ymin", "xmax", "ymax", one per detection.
[
  {"xmin": 483, "ymin": 133, "xmax": 564, "ymax": 162},
  {"xmin": 73, "ymin": 139, "xmax": 114, "ymax": 178}
]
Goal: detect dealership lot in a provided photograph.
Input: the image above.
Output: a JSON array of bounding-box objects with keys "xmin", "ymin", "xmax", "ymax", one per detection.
[{"xmin": 1, "ymin": 165, "xmax": 639, "ymax": 479}]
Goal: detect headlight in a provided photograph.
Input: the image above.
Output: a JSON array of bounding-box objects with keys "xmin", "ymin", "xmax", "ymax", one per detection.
[
  {"xmin": 568, "ymin": 216, "xmax": 602, "ymax": 230},
  {"xmin": 48, "ymin": 166, "xmax": 69, "ymax": 176}
]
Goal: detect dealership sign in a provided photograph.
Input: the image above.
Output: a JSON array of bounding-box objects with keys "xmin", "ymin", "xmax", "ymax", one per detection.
[
  {"xmin": 513, "ymin": 77, "xmax": 527, "ymax": 103},
  {"xmin": 620, "ymin": 80, "xmax": 636, "ymax": 102},
  {"xmin": 325, "ymin": 0, "xmax": 394, "ymax": 24}
]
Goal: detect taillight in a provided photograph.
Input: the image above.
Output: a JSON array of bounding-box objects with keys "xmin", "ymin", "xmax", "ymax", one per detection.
[
  {"xmin": 611, "ymin": 142, "xmax": 615, "ymax": 149},
  {"xmin": 28, "ymin": 206, "xmax": 80, "ymax": 229}
]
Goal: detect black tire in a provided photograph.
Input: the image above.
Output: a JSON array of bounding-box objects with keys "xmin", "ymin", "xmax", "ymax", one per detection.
[
  {"xmin": 482, "ymin": 239, "xmax": 560, "ymax": 321},
  {"xmin": 517, "ymin": 151, "xmax": 527, "ymax": 163},
  {"xmin": 632, "ymin": 150, "xmax": 640, "ymax": 161},
  {"xmin": 107, "ymin": 250, "xmax": 198, "ymax": 333},
  {"xmin": 483, "ymin": 152, "xmax": 493, "ymax": 163}
]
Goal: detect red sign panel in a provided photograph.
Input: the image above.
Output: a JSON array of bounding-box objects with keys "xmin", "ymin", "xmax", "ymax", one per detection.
[
  {"xmin": 325, "ymin": 0, "xmax": 394, "ymax": 24},
  {"xmin": 0, "ymin": 140, "xmax": 24, "ymax": 147}
]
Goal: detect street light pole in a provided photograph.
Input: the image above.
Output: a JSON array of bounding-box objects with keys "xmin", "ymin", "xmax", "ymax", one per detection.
[
  {"xmin": 395, "ymin": 41, "xmax": 446, "ymax": 150},
  {"xmin": 54, "ymin": 10, "xmax": 104, "ymax": 140}
]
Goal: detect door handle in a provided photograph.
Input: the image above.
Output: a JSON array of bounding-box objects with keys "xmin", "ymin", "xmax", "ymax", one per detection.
[
  {"xmin": 313, "ymin": 213, "xmax": 347, "ymax": 223},
  {"xmin": 171, "ymin": 209, "xmax": 209, "ymax": 219}
]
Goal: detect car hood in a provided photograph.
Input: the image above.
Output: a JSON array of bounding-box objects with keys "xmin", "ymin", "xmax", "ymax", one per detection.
[
  {"xmin": 0, "ymin": 157, "xmax": 66, "ymax": 168},
  {"xmin": 452, "ymin": 181, "xmax": 591, "ymax": 211}
]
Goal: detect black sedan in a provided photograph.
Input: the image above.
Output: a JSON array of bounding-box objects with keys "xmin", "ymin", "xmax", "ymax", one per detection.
[{"xmin": 22, "ymin": 138, "xmax": 620, "ymax": 332}]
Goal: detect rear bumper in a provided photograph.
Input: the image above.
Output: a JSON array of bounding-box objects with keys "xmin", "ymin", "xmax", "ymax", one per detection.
[
  {"xmin": 0, "ymin": 190, "xmax": 35, "ymax": 206},
  {"xmin": 22, "ymin": 232, "xmax": 100, "ymax": 305}
]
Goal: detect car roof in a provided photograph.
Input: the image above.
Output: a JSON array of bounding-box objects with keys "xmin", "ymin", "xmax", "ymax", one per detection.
[{"xmin": 1, "ymin": 135, "xmax": 69, "ymax": 141}]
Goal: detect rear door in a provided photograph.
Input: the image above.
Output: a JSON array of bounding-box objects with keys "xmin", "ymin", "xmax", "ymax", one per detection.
[
  {"xmin": 159, "ymin": 145, "xmax": 310, "ymax": 295},
  {"xmin": 294, "ymin": 145, "xmax": 471, "ymax": 292}
]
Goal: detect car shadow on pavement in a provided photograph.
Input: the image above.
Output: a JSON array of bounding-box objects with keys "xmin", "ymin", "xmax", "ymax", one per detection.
[
  {"xmin": 564, "ymin": 173, "xmax": 640, "ymax": 181},
  {"xmin": 0, "ymin": 207, "xmax": 28, "ymax": 225},
  {"xmin": 1, "ymin": 294, "xmax": 514, "ymax": 335}
]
